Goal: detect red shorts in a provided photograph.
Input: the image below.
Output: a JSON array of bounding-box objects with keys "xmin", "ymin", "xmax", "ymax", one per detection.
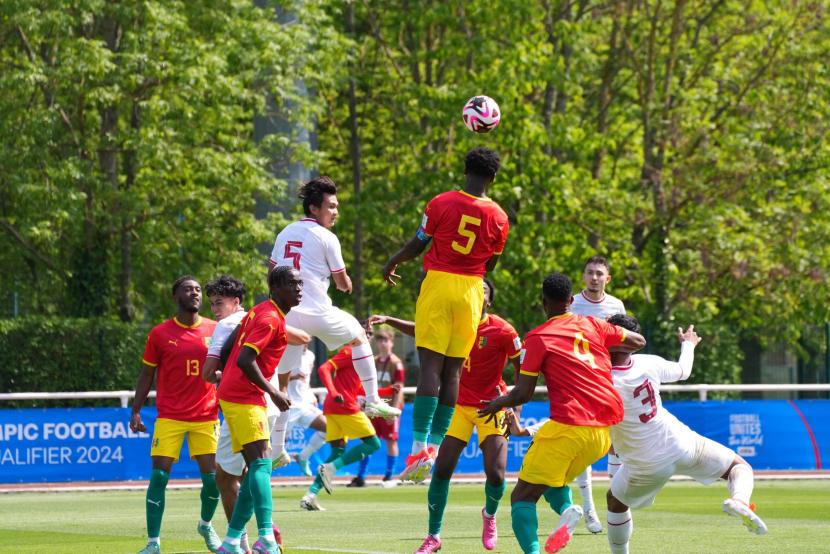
[{"xmin": 370, "ymin": 415, "xmax": 400, "ymax": 441}]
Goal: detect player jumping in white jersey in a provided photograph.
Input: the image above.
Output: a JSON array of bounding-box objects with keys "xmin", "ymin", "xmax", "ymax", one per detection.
[
  {"xmin": 568, "ymin": 255, "xmax": 626, "ymax": 534},
  {"xmin": 269, "ymin": 177, "xmax": 400, "ymax": 462},
  {"xmin": 286, "ymin": 347, "xmax": 328, "ymax": 477},
  {"xmin": 604, "ymin": 314, "xmax": 767, "ymax": 554}
]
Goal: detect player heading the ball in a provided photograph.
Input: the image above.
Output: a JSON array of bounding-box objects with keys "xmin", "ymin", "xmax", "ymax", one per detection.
[{"xmin": 382, "ymin": 146, "xmax": 509, "ymax": 483}]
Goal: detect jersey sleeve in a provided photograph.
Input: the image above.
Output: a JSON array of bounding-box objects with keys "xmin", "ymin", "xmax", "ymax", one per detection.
[
  {"xmin": 419, "ymin": 195, "xmax": 441, "ymax": 238},
  {"xmin": 269, "ymin": 235, "xmax": 280, "ymax": 265},
  {"xmin": 596, "ymin": 318, "xmax": 626, "ymax": 349},
  {"xmin": 242, "ymin": 313, "xmax": 279, "ymax": 355},
  {"xmin": 492, "ymin": 208, "xmax": 509, "ymax": 255},
  {"xmin": 328, "ymin": 346, "xmax": 353, "ymax": 373},
  {"xmin": 142, "ymin": 328, "xmax": 161, "ymax": 367},
  {"xmin": 504, "ymin": 323, "xmax": 522, "ymax": 359},
  {"xmin": 324, "ymin": 232, "xmax": 346, "ymax": 273},
  {"xmin": 519, "ymin": 334, "xmax": 545, "ymax": 377},
  {"xmin": 207, "ymin": 319, "xmax": 236, "ymax": 359}
]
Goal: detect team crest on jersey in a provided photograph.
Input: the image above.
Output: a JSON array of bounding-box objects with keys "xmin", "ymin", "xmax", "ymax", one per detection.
[
  {"xmin": 204, "ymin": 337, "xmax": 212, "ymax": 347},
  {"xmin": 478, "ymin": 336, "xmax": 488, "ymax": 349}
]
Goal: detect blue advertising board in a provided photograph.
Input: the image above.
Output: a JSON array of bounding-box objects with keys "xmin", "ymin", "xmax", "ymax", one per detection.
[{"xmin": 0, "ymin": 400, "xmax": 826, "ymax": 483}]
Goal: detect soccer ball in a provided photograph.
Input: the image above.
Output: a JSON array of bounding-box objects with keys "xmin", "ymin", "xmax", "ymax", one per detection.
[{"xmin": 462, "ymin": 95, "xmax": 501, "ymax": 133}]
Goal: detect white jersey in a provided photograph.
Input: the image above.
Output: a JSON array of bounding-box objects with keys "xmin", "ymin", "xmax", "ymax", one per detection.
[
  {"xmin": 571, "ymin": 290, "xmax": 626, "ymax": 320},
  {"xmin": 206, "ymin": 310, "xmax": 247, "ymax": 359},
  {"xmin": 270, "ymin": 218, "xmax": 347, "ymax": 314},
  {"xmin": 609, "ymin": 343, "xmax": 697, "ymax": 471},
  {"xmin": 288, "ymin": 348, "xmax": 318, "ymax": 405}
]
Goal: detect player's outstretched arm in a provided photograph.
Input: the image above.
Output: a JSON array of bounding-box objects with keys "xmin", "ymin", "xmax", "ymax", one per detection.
[
  {"xmin": 332, "ymin": 270, "xmax": 353, "ymax": 294},
  {"xmin": 236, "ymin": 346, "xmax": 290, "ymax": 411},
  {"xmin": 382, "ymin": 236, "xmax": 429, "ymax": 286},
  {"xmin": 316, "ymin": 360, "xmax": 343, "ymax": 403},
  {"xmin": 674, "ymin": 325, "xmax": 701, "ymax": 381},
  {"xmin": 129, "ymin": 363, "xmax": 156, "ymax": 433},
  {"xmin": 616, "ymin": 328, "xmax": 647, "ymax": 352},
  {"xmin": 478, "ymin": 372, "xmax": 537, "ymax": 421},
  {"xmin": 368, "ymin": 314, "xmax": 415, "ymax": 337}
]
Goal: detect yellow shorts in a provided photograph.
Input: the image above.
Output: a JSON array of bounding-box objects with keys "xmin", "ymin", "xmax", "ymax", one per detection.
[
  {"xmin": 415, "ymin": 270, "xmax": 484, "ymax": 358},
  {"xmin": 219, "ymin": 400, "xmax": 270, "ymax": 453},
  {"xmin": 326, "ymin": 412, "xmax": 376, "ymax": 442},
  {"xmin": 446, "ymin": 405, "xmax": 507, "ymax": 446},
  {"xmin": 518, "ymin": 419, "xmax": 611, "ymax": 487},
  {"xmin": 150, "ymin": 418, "xmax": 219, "ymax": 462}
]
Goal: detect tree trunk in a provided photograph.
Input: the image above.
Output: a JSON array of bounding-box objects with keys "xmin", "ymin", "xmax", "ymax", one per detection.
[{"xmin": 346, "ymin": 0, "xmax": 364, "ymax": 318}]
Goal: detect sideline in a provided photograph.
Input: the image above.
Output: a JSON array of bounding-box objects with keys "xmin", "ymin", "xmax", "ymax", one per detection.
[{"xmin": 2, "ymin": 470, "xmax": 828, "ymax": 494}]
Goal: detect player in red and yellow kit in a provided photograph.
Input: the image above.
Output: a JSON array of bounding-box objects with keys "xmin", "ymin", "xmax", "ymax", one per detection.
[
  {"xmin": 371, "ymin": 280, "xmax": 521, "ymax": 553},
  {"xmin": 130, "ymin": 276, "xmax": 220, "ymax": 554},
  {"xmin": 382, "ymin": 147, "xmax": 510, "ymax": 483},
  {"xmin": 479, "ymin": 273, "xmax": 646, "ymax": 554},
  {"xmin": 299, "ymin": 346, "xmax": 381, "ymax": 511},
  {"xmin": 214, "ymin": 266, "xmax": 302, "ymax": 554}
]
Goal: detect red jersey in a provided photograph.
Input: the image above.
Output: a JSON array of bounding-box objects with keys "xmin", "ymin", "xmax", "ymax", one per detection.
[
  {"xmin": 458, "ymin": 314, "xmax": 522, "ymax": 407},
  {"xmin": 375, "ymin": 353, "xmax": 405, "ymax": 399},
  {"xmin": 320, "ymin": 347, "xmax": 365, "ymax": 415},
  {"xmin": 520, "ymin": 313, "xmax": 626, "ymax": 427},
  {"xmin": 419, "ymin": 190, "xmax": 509, "ymax": 277},
  {"xmin": 218, "ymin": 299, "xmax": 288, "ymax": 406},
  {"xmin": 142, "ymin": 316, "xmax": 218, "ymax": 422}
]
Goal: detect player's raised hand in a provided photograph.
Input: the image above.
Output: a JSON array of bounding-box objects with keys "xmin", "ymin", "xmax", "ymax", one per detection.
[
  {"xmin": 129, "ymin": 412, "xmax": 146, "ymax": 433},
  {"xmin": 367, "ymin": 314, "xmax": 388, "ymax": 326},
  {"xmin": 381, "ymin": 262, "xmax": 401, "ymax": 286},
  {"xmin": 270, "ymin": 389, "xmax": 292, "ymax": 412},
  {"xmin": 677, "ymin": 324, "xmax": 702, "ymax": 345}
]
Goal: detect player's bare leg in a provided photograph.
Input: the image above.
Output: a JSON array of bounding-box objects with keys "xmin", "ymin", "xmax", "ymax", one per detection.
[
  {"xmin": 606, "ymin": 489, "xmax": 633, "ymax": 554},
  {"xmin": 721, "ymin": 457, "xmax": 767, "ymax": 535},
  {"xmin": 295, "ymin": 415, "xmax": 327, "ymax": 477}
]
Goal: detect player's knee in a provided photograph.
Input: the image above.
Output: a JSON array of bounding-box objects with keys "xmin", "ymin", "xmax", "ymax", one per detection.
[
  {"xmin": 606, "ymin": 489, "xmax": 628, "ymax": 513},
  {"xmin": 485, "ymin": 471, "xmax": 504, "ymax": 488},
  {"xmin": 364, "ymin": 435, "xmax": 381, "ymax": 453},
  {"xmin": 348, "ymin": 333, "xmax": 368, "ymax": 347}
]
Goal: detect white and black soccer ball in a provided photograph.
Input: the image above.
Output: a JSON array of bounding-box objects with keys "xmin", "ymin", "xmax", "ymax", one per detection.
[{"xmin": 462, "ymin": 95, "xmax": 501, "ymax": 133}]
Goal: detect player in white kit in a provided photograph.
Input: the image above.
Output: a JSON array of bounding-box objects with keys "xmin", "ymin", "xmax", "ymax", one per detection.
[
  {"xmin": 268, "ymin": 177, "xmax": 401, "ymax": 463},
  {"xmin": 568, "ymin": 255, "xmax": 626, "ymax": 533},
  {"xmin": 202, "ymin": 275, "xmax": 310, "ymax": 552},
  {"xmin": 604, "ymin": 314, "xmax": 768, "ymax": 554},
  {"xmin": 286, "ymin": 347, "xmax": 328, "ymax": 477}
]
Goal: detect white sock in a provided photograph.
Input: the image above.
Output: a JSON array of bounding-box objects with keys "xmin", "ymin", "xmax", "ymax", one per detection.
[
  {"xmin": 300, "ymin": 431, "xmax": 327, "ymax": 460},
  {"xmin": 411, "ymin": 440, "xmax": 427, "ymax": 456},
  {"xmin": 199, "ymin": 519, "xmax": 210, "ymax": 527},
  {"xmin": 728, "ymin": 463, "xmax": 754, "ymax": 505},
  {"xmin": 577, "ymin": 466, "xmax": 595, "ymax": 511},
  {"xmin": 607, "ymin": 453, "xmax": 623, "ymax": 478},
  {"xmin": 351, "ymin": 342, "xmax": 380, "ymax": 403},
  {"xmin": 607, "ymin": 510, "xmax": 632, "ymax": 554},
  {"xmin": 224, "ymin": 536, "xmax": 241, "ymax": 546},
  {"xmin": 148, "ymin": 537, "xmax": 160, "ymax": 545},
  {"xmin": 270, "ymin": 409, "xmax": 290, "ymax": 456}
]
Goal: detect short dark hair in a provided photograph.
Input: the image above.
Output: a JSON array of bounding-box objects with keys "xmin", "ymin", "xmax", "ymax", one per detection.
[
  {"xmin": 483, "ymin": 278, "xmax": 496, "ymax": 304},
  {"xmin": 172, "ymin": 275, "xmax": 198, "ymax": 295},
  {"xmin": 299, "ymin": 176, "xmax": 337, "ymax": 216},
  {"xmin": 464, "ymin": 147, "xmax": 500, "ymax": 179},
  {"xmin": 584, "ymin": 255, "xmax": 611, "ymax": 272},
  {"xmin": 608, "ymin": 313, "xmax": 641, "ymax": 335},
  {"xmin": 268, "ymin": 265, "xmax": 295, "ymax": 290},
  {"xmin": 542, "ymin": 272, "xmax": 572, "ymax": 302},
  {"xmin": 205, "ymin": 275, "xmax": 246, "ymax": 302}
]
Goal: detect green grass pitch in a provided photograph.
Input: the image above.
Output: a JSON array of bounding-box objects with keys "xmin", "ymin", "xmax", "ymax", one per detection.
[{"xmin": 0, "ymin": 480, "xmax": 827, "ymax": 553}]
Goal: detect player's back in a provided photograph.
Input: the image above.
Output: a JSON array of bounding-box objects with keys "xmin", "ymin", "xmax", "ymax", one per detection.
[
  {"xmin": 610, "ymin": 354, "xmax": 696, "ymax": 469},
  {"xmin": 422, "ymin": 190, "xmax": 509, "ymax": 277},
  {"xmin": 458, "ymin": 314, "xmax": 521, "ymax": 406},
  {"xmin": 271, "ymin": 219, "xmax": 344, "ymax": 313}
]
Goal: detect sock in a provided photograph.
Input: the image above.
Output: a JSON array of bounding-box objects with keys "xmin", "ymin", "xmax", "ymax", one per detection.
[
  {"xmin": 299, "ymin": 431, "xmax": 327, "ymax": 461},
  {"xmin": 248, "ymin": 458, "xmax": 274, "ymax": 537},
  {"xmin": 411, "ymin": 395, "xmax": 438, "ymax": 453},
  {"xmin": 351, "ymin": 342, "xmax": 380, "ymax": 403},
  {"xmin": 310, "ymin": 446, "xmax": 344, "ymax": 495},
  {"xmin": 228, "ymin": 470, "xmax": 255, "ymax": 535},
  {"xmin": 577, "ymin": 466, "xmax": 595, "ymax": 511},
  {"xmin": 607, "ymin": 453, "xmax": 623, "ymax": 478},
  {"xmin": 607, "ymin": 510, "xmax": 633, "ymax": 554},
  {"xmin": 148, "ymin": 537, "xmax": 160, "ymax": 545},
  {"xmin": 146, "ymin": 468, "xmax": 169, "ymax": 539},
  {"xmin": 357, "ymin": 456, "xmax": 370, "ymax": 479},
  {"xmin": 270, "ymin": 409, "xmax": 290, "ymax": 456},
  {"xmin": 511, "ymin": 501, "xmax": 540, "ymax": 554},
  {"xmin": 728, "ymin": 463, "xmax": 754, "ymax": 505},
  {"xmin": 199, "ymin": 472, "xmax": 220, "ymax": 523},
  {"xmin": 427, "ymin": 403, "xmax": 455, "ymax": 449},
  {"xmin": 385, "ymin": 454, "xmax": 397, "ymax": 479},
  {"xmin": 484, "ymin": 480, "xmax": 506, "ymax": 517},
  {"xmin": 543, "ymin": 485, "xmax": 573, "ymax": 515},
  {"xmin": 427, "ymin": 474, "xmax": 451, "ymax": 535},
  {"xmin": 333, "ymin": 436, "xmax": 381, "ymax": 470}
]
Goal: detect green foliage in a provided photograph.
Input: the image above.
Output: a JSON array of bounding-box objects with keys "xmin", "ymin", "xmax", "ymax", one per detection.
[{"xmin": 0, "ymin": 317, "xmax": 146, "ymax": 403}]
